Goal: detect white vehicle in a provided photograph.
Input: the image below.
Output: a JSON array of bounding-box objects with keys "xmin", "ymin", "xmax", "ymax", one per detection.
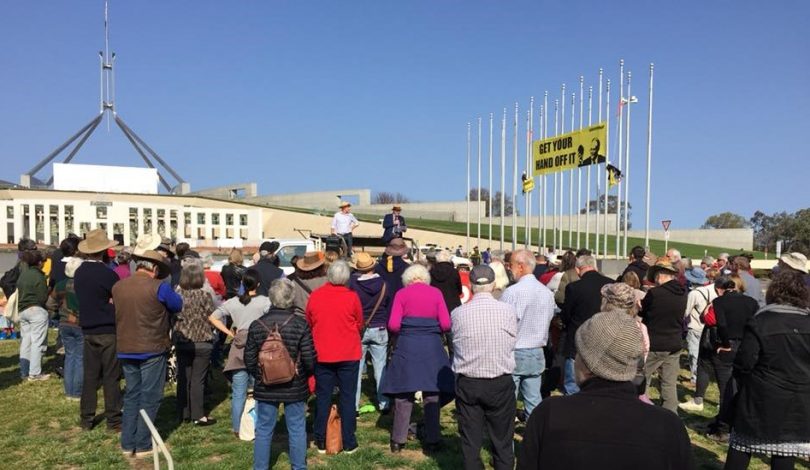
[{"xmin": 210, "ymin": 238, "xmax": 316, "ymax": 276}]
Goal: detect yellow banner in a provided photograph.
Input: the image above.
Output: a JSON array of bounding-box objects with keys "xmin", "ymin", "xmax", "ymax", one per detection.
[{"xmin": 532, "ymin": 123, "xmax": 607, "ymax": 176}]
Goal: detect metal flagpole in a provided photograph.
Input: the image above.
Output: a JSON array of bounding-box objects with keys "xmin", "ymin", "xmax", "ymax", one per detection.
[
  {"xmin": 466, "ymin": 122, "xmax": 471, "ymax": 254},
  {"xmin": 477, "ymin": 117, "xmax": 482, "ymax": 248},
  {"xmin": 537, "ymin": 103, "xmax": 543, "ymax": 254},
  {"xmin": 595, "ymin": 68, "xmax": 603, "ymax": 258},
  {"xmin": 644, "ymin": 64, "xmax": 654, "ymax": 249},
  {"xmin": 512, "ymin": 103, "xmax": 518, "ymax": 251},
  {"xmin": 500, "ymin": 108, "xmax": 506, "ymax": 252},
  {"xmin": 622, "ymin": 72, "xmax": 633, "ymax": 257},
  {"xmin": 577, "ymin": 76, "xmax": 584, "ymax": 250},
  {"xmin": 568, "ymin": 91, "xmax": 575, "ymax": 248},
  {"xmin": 603, "ymin": 79, "xmax": 611, "ymax": 257},
  {"xmin": 553, "ymin": 99, "xmax": 559, "ymax": 252},
  {"xmin": 489, "ymin": 112, "xmax": 494, "ymax": 248},
  {"xmin": 560, "ymin": 83, "xmax": 566, "ymax": 249},
  {"xmin": 526, "ymin": 98, "xmax": 534, "ymax": 249},
  {"xmin": 542, "ymin": 91, "xmax": 548, "ymax": 253},
  {"xmin": 615, "ymin": 59, "xmax": 624, "ymax": 258},
  {"xmin": 586, "ymin": 85, "xmax": 593, "ymax": 250}
]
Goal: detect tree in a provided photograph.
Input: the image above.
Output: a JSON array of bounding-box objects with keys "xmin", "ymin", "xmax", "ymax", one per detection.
[
  {"xmin": 701, "ymin": 212, "xmax": 749, "ymax": 229},
  {"xmin": 579, "ymin": 195, "xmax": 632, "ymax": 228},
  {"xmin": 467, "ymin": 188, "xmax": 515, "ymax": 217},
  {"xmin": 751, "ymin": 208, "xmax": 810, "ymax": 255},
  {"xmin": 372, "ymin": 192, "xmax": 410, "ymax": 205}
]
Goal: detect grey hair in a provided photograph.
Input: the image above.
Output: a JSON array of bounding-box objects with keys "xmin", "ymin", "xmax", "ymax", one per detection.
[
  {"xmin": 575, "ymin": 255, "xmax": 597, "ymax": 269},
  {"xmin": 179, "ymin": 258, "xmax": 205, "ymax": 289},
  {"xmin": 471, "ymin": 282, "xmax": 495, "ymax": 294},
  {"xmin": 490, "ymin": 260, "xmax": 510, "ymax": 290},
  {"xmin": 512, "ymin": 249, "xmax": 537, "ymax": 271},
  {"xmin": 327, "ymin": 259, "xmax": 352, "ymax": 286},
  {"xmin": 436, "ymin": 250, "xmax": 453, "ymax": 263},
  {"xmin": 269, "ymin": 278, "xmax": 296, "ymax": 309},
  {"xmin": 201, "ymin": 252, "xmax": 214, "ymax": 269},
  {"xmin": 682, "ymin": 257, "xmax": 693, "ymax": 270},
  {"xmin": 667, "ymin": 248, "xmax": 682, "ymax": 261},
  {"xmin": 718, "ymin": 252, "xmax": 730, "ymax": 261},
  {"xmin": 702, "ymin": 256, "xmax": 715, "ymax": 266},
  {"xmin": 135, "ymin": 259, "xmax": 157, "ymax": 273},
  {"xmin": 402, "ymin": 264, "xmax": 431, "ymax": 286}
]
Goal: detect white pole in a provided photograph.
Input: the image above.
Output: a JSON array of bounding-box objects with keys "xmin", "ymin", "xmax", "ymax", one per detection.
[
  {"xmin": 615, "ymin": 59, "xmax": 624, "ymax": 259},
  {"xmin": 488, "ymin": 112, "xmax": 494, "ymax": 248},
  {"xmin": 500, "ymin": 108, "xmax": 506, "ymax": 252},
  {"xmin": 595, "ymin": 68, "xmax": 603, "ymax": 258},
  {"xmin": 560, "ymin": 83, "xmax": 566, "ymax": 249},
  {"xmin": 568, "ymin": 91, "xmax": 575, "ymax": 249},
  {"xmin": 644, "ymin": 64, "xmax": 654, "ymax": 249},
  {"xmin": 477, "ymin": 117, "xmax": 482, "ymax": 249},
  {"xmin": 586, "ymin": 85, "xmax": 593, "ymax": 251},
  {"xmin": 577, "ymin": 76, "xmax": 584, "ymax": 250},
  {"xmin": 466, "ymin": 122, "xmax": 471, "ymax": 254},
  {"xmin": 603, "ymin": 79, "xmax": 611, "ymax": 257},
  {"xmin": 537, "ymin": 103, "xmax": 543, "ymax": 254},
  {"xmin": 553, "ymin": 99, "xmax": 559, "ymax": 252},
  {"xmin": 512, "ymin": 102, "xmax": 518, "ymax": 251},
  {"xmin": 542, "ymin": 91, "xmax": 548, "ymax": 253},
  {"xmin": 525, "ymin": 108, "xmax": 531, "ymax": 249},
  {"xmin": 622, "ymin": 72, "xmax": 633, "ymax": 257}
]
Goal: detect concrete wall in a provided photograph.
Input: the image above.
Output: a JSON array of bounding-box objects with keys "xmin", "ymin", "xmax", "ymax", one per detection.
[
  {"xmin": 246, "ymin": 189, "xmax": 371, "ymax": 209},
  {"xmin": 362, "ymin": 201, "xmax": 486, "ymax": 221},
  {"xmin": 192, "ymin": 183, "xmax": 257, "ymax": 200}
]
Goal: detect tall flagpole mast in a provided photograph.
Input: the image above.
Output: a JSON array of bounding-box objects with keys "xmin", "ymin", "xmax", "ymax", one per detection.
[
  {"xmin": 568, "ymin": 91, "xmax": 575, "ymax": 248},
  {"xmin": 586, "ymin": 85, "xmax": 593, "ymax": 250},
  {"xmin": 595, "ymin": 68, "xmax": 603, "ymax": 258},
  {"xmin": 644, "ymin": 64, "xmax": 655, "ymax": 249},
  {"xmin": 500, "ymin": 109, "xmax": 506, "ymax": 252},
  {"xmin": 577, "ymin": 76, "xmax": 584, "ymax": 250},
  {"xmin": 553, "ymin": 99, "xmax": 559, "ymax": 252},
  {"xmin": 525, "ymin": 99, "xmax": 533, "ymax": 249},
  {"xmin": 488, "ymin": 112, "xmax": 494, "ymax": 249},
  {"xmin": 477, "ymin": 117, "xmax": 482, "ymax": 249},
  {"xmin": 466, "ymin": 122, "xmax": 471, "ymax": 254},
  {"xmin": 537, "ymin": 103, "xmax": 543, "ymax": 253},
  {"xmin": 615, "ymin": 59, "xmax": 625, "ymax": 258},
  {"xmin": 622, "ymin": 72, "xmax": 633, "ymax": 257},
  {"xmin": 559, "ymin": 83, "xmax": 566, "ymax": 249},
  {"xmin": 512, "ymin": 102, "xmax": 518, "ymax": 251},
  {"xmin": 603, "ymin": 79, "xmax": 611, "ymax": 257},
  {"xmin": 542, "ymin": 91, "xmax": 548, "ymax": 253}
]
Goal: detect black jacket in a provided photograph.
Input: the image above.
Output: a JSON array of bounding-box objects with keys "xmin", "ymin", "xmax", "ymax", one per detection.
[
  {"xmin": 252, "ymin": 258, "xmax": 284, "ymax": 297},
  {"xmin": 639, "ymin": 280, "xmax": 687, "ymax": 353},
  {"xmin": 560, "ymin": 271, "xmax": 614, "ymax": 358},
  {"xmin": 713, "ymin": 291, "xmax": 759, "ymax": 347},
  {"xmin": 244, "ymin": 308, "xmax": 316, "ymax": 403},
  {"xmin": 430, "ymin": 262, "xmax": 462, "ymax": 313},
  {"xmin": 617, "ymin": 260, "xmax": 649, "ymax": 283},
  {"xmin": 221, "ymin": 263, "xmax": 246, "ymax": 299},
  {"xmin": 732, "ymin": 304, "xmax": 810, "ymax": 442},
  {"xmin": 519, "ymin": 378, "xmax": 695, "ymax": 470}
]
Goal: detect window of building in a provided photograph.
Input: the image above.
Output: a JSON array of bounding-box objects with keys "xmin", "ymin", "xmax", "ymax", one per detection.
[
  {"xmin": 240, "ymin": 214, "xmax": 248, "ymax": 226},
  {"xmin": 212, "ymin": 213, "xmax": 220, "ymax": 225},
  {"xmin": 96, "ymin": 205, "xmax": 107, "ymax": 220},
  {"xmin": 226, "ymin": 213, "xmax": 234, "ymax": 225},
  {"xmin": 197, "ymin": 213, "xmax": 206, "ymax": 225}
]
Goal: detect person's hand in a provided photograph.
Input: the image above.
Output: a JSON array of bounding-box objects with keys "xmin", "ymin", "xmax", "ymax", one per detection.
[{"xmin": 716, "ymin": 346, "xmax": 732, "ymax": 354}]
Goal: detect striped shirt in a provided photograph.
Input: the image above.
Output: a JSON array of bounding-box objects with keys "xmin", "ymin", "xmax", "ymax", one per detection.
[
  {"xmin": 500, "ymin": 274, "xmax": 556, "ymax": 349},
  {"xmin": 451, "ymin": 292, "xmax": 517, "ymax": 378}
]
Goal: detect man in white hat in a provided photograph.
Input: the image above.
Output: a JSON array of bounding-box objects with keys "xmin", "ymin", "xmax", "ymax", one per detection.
[
  {"xmin": 74, "ymin": 229, "xmax": 122, "ymax": 431},
  {"xmin": 331, "ymin": 201, "xmax": 359, "ymax": 255}
]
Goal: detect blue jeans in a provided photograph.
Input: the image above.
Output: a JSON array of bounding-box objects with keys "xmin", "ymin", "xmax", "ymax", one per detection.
[
  {"xmin": 253, "ymin": 400, "xmax": 307, "ymax": 470},
  {"xmin": 231, "ymin": 369, "xmax": 254, "ymax": 433},
  {"xmin": 355, "ymin": 327, "xmax": 390, "ymax": 411},
  {"xmin": 121, "ymin": 354, "xmax": 167, "ymax": 452},
  {"xmin": 19, "ymin": 306, "xmax": 49, "ymax": 378},
  {"xmin": 60, "ymin": 325, "xmax": 84, "ymax": 397},
  {"xmin": 686, "ymin": 329, "xmax": 702, "ymax": 382},
  {"xmin": 563, "ymin": 357, "xmax": 580, "ymax": 395},
  {"xmin": 512, "ymin": 348, "xmax": 545, "ymax": 417},
  {"xmin": 314, "ymin": 361, "xmax": 359, "ymax": 449}
]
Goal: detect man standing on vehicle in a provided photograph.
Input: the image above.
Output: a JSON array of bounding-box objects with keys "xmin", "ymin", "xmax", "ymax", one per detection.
[
  {"xmin": 382, "ymin": 205, "xmax": 407, "ymax": 244},
  {"xmin": 331, "ymin": 201, "xmax": 359, "ymax": 256}
]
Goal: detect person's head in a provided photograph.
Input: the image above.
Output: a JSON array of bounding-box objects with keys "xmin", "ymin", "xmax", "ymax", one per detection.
[
  {"xmin": 268, "ymin": 278, "xmax": 296, "ymax": 310},
  {"xmin": 536, "ymin": 254, "xmax": 548, "ymax": 264},
  {"xmin": 327, "ymin": 260, "xmax": 351, "ymax": 287},
  {"xmin": 435, "ymin": 250, "xmax": 452, "ymax": 263},
  {"xmin": 21, "ymin": 249, "xmax": 44, "ymax": 268},
  {"xmin": 228, "ymin": 248, "xmax": 244, "ymax": 266},
  {"xmin": 179, "ymin": 257, "xmax": 205, "ymax": 290},
  {"xmin": 352, "ymin": 252, "xmax": 377, "ymax": 273},
  {"xmin": 392, "ymin": 205, "xmax": 401, "ymax": 214},
  {"xmin": 574, "ymin": 310, "xmax": 643, "ymax": 385},
  {"xmin": 716, "ymin": 252, "xmax": 729, "ymax": 268},
  {"xmin": 666, "ymin": 248, "xmax": 681, "ymax": 265},
  {"xmin": 324, "ymin": 250, "xmax": 340, "ymax": 269},
  {"xmin": 777, "ymin": 252, "xmax": 808, "ymax": 275},
  {"xmin": 560, "ymin": 251, "xmax": 577, "ymax": 271},
  {"xmin": 489, "ymin": 260, "xmax": 510, "ymax": 291},
  {"xmin": 622, "ymin": 271, "xmax": 641, "ymax": 290},
  {"xmin": 766, "ymin": 270, "xmax": 810, "ymax": 308},
  {"xmin": 133, "ymin": 251, "xmax": 168, "ymax": 279},
  {"xmin": 714, "ymin": 276, "xmax": 739, "ymax": 296},
  {"xmin": 17, "ymin": 238, "xmax": 37, "ymax": 254},
  {"xmin": 402, "ymin": 264, "xmax": 431, "ymax": 287},
  {"xmin": 575, "ymin": 248, "xmax": 592, "ymax": 257},
  {"xmin": 733, "ymin": 256, "xmax": 751, "ymax": 273},
  {"xmin": 600, "ymin": 282, "xmax": 638, "ymax": 316},
  {"xmin": 729, "ymin": 274, "xmax": 746, "ymax": 293},
  {"xmin": 508, "ymin": 249, "xmax": 537, "ymax": 280},
  {"xmin": 589, "ymin": 138, "xmax": 600, "ymax": 158},
  {"xmin": 295, "ymin": 251, "xmax": 326, "ymax": 279},
  {"xmin": 339, "ymin": 201, "xmax": 351, "ymax": 213},
  {"xmin": 469, "ymin": 264, "xmax": 496, "ymax": 295},
  {"xmin": 681, "ymin": 257, "xmax": 693, "ymax": 270},
  {"xmin": 59, "ymin": 236, "xmax": 80, "ymax": 258},
  {"xmin": 175, "ymin": 242, "xmax": 190, "ymax": 260},
  {"xmin": 575, "ymin": 255, "xmax": 598, "ymax": 276},
  {"xmin": 705, "ymin": 268, "xmax": 719, "ymax": 281},
  {"xmin": 115, "ymin": 249, "xmax": 132, "ymax": 266},
  {"xmin": 648, "ymin": 256, "xmax": 678, "ymax": 285},
  {"xmin": 259, "ymin": 241, "xmax": 280, "ymax": 259},
  {"xmin": 701, "ymin": 256, "xmax": 715, "ymax": 270},
  {"xmin": 630, "ymin": 245, "xmax": 645, "ymax": 262},
  {"xmin": 239, "ymin": 269, "xmax": 261, "ymax": 305}
]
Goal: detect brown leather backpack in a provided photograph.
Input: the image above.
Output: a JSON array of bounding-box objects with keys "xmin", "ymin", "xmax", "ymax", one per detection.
[{"xmin": 257, "ymin": 316, "xmax": 297, "ymax": 385}]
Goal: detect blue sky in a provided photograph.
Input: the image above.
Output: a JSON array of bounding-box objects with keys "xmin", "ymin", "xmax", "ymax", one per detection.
[{"xmin": 1, "ymin": 1, "xmax": 808, "ymax": 229}]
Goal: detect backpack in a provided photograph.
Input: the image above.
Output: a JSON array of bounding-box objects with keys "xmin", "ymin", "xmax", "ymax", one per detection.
[
  {"xmin": 257, "ymin": 315, "xmax": 297, "ymax": 385},
  {"xmin": 0, "ymin": 263, "xmax": 21, "ymax": 298}
]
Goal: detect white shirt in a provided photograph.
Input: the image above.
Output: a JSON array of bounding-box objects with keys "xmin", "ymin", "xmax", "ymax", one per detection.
[
  {"xmin": 500, "ymin": 274, "xmax": 556, "ymax": 349},
  {"xmin": 331, "ymin": 211, "xmax": 358, "ymax": 234}
]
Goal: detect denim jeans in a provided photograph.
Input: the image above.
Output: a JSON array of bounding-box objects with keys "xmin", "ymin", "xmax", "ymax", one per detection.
[
  {"xmin": 355, "ymin": 327, "xmax": 390, "ymax": 411},
  {"xmin": 60, "ymin": 325, "xmax": 84, "ymax": 397},
  {"xmin": 314, "ymin": 361, "xmax": 359, "ymax": 449},
  {"xmin": 512, "ymin": 347, "xmax": 545, "ymax": 417},
  {"xmin": 253, "ymin": 400, "xmax": 307, "ymax": 470},
  {"xmin": 563, "ymin": 357, "xmax": 580, "ymax": 395},
  {"xmin": 19, "ymin": 306, "xmax": 49, "ymax": 378},
  {"xmin": 231, "ymin": 369, "xmax": 254, "ymax": 433},
  {"xmin": 121, "ymin": 354, "xmax": 167, "ymax": 452},
  {"xmin": 686, "ymin": 329, "xmax": 702, "ymax": 382}
]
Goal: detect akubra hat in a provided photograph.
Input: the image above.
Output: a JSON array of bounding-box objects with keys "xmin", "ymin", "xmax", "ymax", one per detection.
[
  {"xmin": 133, "ymin": 234, "xmax": 162, "ymax": 256},
  {"xmin": 132, "ymin": 249, "xmax": 171, "ymax": 280},
  {"xmin": 780, "ymin": 252, "xmax": 808, "ymax": 274},
  {"xmin": 352, "ymin": 252, "xmax": 377, "ymax": 272},
  {"xmin": 339, "ymin": 201, "xmax": 351, "ymax": 208},
  {"xmin": 385, "ymin": 238, "xmax": 409, "ymax": 257},
  {"xmin": 646, "ymin": 256, "xmax": 679, "ymax": 282},
  {"xmin": 78, "ymin": 229, "xmax": 119, "ymax": 254},
  {"xmin": 392, "ymin": 205, "xmax": 402, "ymax": 211},
  {"xmin": 295, "ymin": 251, "xmax": 325, "ymax": 272}
]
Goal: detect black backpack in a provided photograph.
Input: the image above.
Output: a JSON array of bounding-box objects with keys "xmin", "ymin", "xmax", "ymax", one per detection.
[{"xmin": 0, "ymin": 263, "xmax": 21, "ymax": 298}]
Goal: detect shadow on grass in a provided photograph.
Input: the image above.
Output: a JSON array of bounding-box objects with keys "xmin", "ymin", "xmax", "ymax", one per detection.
[{"xmin": 692, "ymin": 443, "xmax": 725, "ymax": 469}]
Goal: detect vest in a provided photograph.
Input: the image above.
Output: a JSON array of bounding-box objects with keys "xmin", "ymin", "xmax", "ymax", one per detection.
[{"xmin": 113, "ymin": 272, "xmax": 171, "ymax": 354}]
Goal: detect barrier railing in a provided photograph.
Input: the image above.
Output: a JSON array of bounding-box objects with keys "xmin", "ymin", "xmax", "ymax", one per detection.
[{"xmin": 139, "ymin": 409, "xmax": 174, "ymax": 470}]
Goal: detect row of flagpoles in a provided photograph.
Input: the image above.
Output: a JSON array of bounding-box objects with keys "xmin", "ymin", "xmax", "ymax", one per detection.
[{"xmin": 465, "ymin": 60, "xmax": 656, "ymax": 259}]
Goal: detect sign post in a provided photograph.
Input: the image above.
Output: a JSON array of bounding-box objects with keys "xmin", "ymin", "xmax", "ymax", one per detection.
[{"xmin": 661, "ymin": 219, "xmax": 671, "ymax": 252}]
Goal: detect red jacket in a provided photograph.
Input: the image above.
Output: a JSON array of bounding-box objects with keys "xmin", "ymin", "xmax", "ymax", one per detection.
[
  {"xmin": 305, "ymin": 283, "xmax": 363, "ymax": 363},
  {"xmin": 205, "ymin": 270, "xmax": 226, "ymax": 298}
]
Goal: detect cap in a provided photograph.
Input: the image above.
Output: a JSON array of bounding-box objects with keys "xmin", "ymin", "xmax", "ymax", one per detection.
[{"xmin": 469, "ymin": 265, "xmax": 495, "ymax": 285}]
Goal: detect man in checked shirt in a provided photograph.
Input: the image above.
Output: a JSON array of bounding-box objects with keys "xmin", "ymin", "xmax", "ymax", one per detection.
[
  {"xmin": 452, "ymin": 264, "xmax": 518, "ymax": 470},
  {"xmin": 500, "ymin": 249, "xmax": 556, "ymax": 422}
]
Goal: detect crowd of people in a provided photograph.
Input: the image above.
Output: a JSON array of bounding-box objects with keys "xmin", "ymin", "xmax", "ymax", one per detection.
[{"xmin": 0, "ymin": 215, "xmax": 808, "ymax": 469}]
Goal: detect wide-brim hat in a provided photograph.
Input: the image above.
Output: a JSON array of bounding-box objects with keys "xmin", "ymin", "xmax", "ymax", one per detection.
[
  {"xmin": 684, "ymin": 267, "xmax": 709, "ymax": 285},
  {"xmin": 600, "ymin": 283, "xmax": 636, "ymax": 309},
  {"xmin": 352, "ymin": 252, "xmax": 377, "ymax": 272},
  {"xmin": 646, "ymin": 256, "xmax": 679, "ymax": 282},
  {"xmin": 295, "ymin": 251, "xmax": 325, "ymax": 272},
  {"xmin": 392, "ymin": 205, "xmax": 402, "ymax": 211},
  {"xmin": 385, "ymin": 238, "xmax": 409, "ymax": 257},
  {"xmin": 64, "ymin": 257, "xmax": 83, "ymax": 278},
  {"xmin": 131, "ymin": 249, "xmax": 171, "ymax": 279},
  {"xmin": 78, "ymin": 229, "xmax": 119, "ymax": 254},
  {"xmin": 133, "ymin": 234, "xmax": 162, "ymax": 256},
  {"xmin": 780, "ymin": 252, "xmax": 808, "ymax": 274},
  {"xmin": 339, "ymin": 201, "xmax": 351, "ymax": 208}
]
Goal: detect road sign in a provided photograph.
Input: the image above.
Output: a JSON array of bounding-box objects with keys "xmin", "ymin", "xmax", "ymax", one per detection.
[
  {"xmin": 522, "ymin": 178, "xmax": 535, "ymax": 193},
  {"xmin": 661, "ymin": 219, "xmax": 671, "ymax": 231}
]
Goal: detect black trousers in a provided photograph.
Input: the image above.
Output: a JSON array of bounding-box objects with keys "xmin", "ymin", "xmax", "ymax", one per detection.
[
  {"xmin": 456, "ymin": 374, "xmax": 516, "ymax": 470},
  {"xmin": 175, "ymin": 341, "xmax": 213, "ymax": 421},
  {"xmin": 696, "ymin": 341, "xmax": 739, "ymax": 425},
  {"xmin": 80, "ymin": 333, "xmax": 122, "ymax": 428}
]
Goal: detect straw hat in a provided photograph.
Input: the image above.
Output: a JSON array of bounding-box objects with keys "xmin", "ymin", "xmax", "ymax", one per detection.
[
  {"xmin": 132, "ymin": 249, "xmax": 170, "ymax": 279},
  {"xmin": 780, "ymin": 252, "xmax": 808, "ymax": 274},
  {"xmin": 339, "ymin": 201, "xmax": 351, "ymax": 208},
  {"xmin": 352, "ymin": 252, "xmax": 377, "ymax": 272},
  {"xmin": 295, "ymin": 251, "xmax": 325, "ymax": 272},
  {"xmin": 78, "ymin": 229, "xmax": 119, "ymax": 254},
  {"xmin": 646, "ymin": 256, "xmax": 679, "ymax": 282},
  {"xmin": 133, "ymin": 234, "xmax": 162, "ymax": 256}
]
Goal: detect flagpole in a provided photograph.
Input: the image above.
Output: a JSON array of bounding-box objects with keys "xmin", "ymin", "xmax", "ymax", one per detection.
[
  {"xmin": 577, "ymin": 76, "xmax": 584, "ymax": 250},
  {"xmin": 615, "ymin": 59, "xmax": 624, "ymax": 259},
  {"xmin": 512, "ymin": 102, "xmax": 518, "ymax": 251},
  {"xmin": 644, "ymin": 63, "xmax": 654, "ymax": 249},
  {"xmin": 500, "ymin": 108, "xmax": 506, "ymax": 252},
  {"xmin": 542, "ymin": 91, "xmax": 548, "ymax": 253},
  {"xmin": 560, "ymin": 83, "xmax": 566, "ymax": 249},
  {"xmin": 568, "ymin": 91, "xmax": 575, "ymax": 249},
  {"xmin": 595, "ymin": 68, "xmax": 603, "ymax": 259},
  {"xmin": 622, "ymin": 72, "xmax": 633, "ymax": 257},
  {"xmin": 488, "ymin": 112, "xmax": 494, "ymax": 249},
  {"xmin": 603, "ymin": 78, "xmax": 611, "ymax": 257},
  {"xmin": 586, "ymin": 85, "xmax": 593, "ymax": 251},
  {"xmin": 553, "ymin": 99, "xmax": 559, "ymax": 252},
  {"xmin": 537, "ymin": 103, "xmax": 543, "ymax": 254},
  {"xmin": 525, "ymin": 107, "xmax": 531, "ymax": 249},
  {"xmin": 477, "ymin": 117, "xmax": 482, "ymax": 250},
  {"xmin": 466, "ymin": 122, "xmax": 471, "ymax": 254}
]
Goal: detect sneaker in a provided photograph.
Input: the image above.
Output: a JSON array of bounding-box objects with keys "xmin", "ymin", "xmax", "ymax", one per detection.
[
  {"xmin": 343, "ymin": 444, "xmax": 359, "ymax": 455},
  {"xmin": 66, "ymin": 396, "xmax": 80, "ymax": 402},
  {"xmin": 122, "ymin": 449, "xmax": 134, "ymax": 458},
  {"xmin": 678, "ymin": 399, "xmax": 704, "ymax": 412},
  {"xmin": 27, "ymin": 374, "xmax": 51, "ymax": 382},
  {"xmin": 314, "ymin": 440, "xmax": 326, "ymax": 454},
  {"xmin": 133, "ymin": 449, "xmax": 153, "ymax": 459}
]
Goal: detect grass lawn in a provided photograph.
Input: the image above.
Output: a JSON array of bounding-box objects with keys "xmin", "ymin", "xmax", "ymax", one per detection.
[{"xmin": 1, "ymin": 332, "xmax": 807, "ymax": 469}]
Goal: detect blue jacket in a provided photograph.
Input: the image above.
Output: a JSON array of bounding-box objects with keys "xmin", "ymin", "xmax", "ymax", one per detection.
[{"xmin": 382, "ymin": 213, "xmax": 407, "ymax": 243}]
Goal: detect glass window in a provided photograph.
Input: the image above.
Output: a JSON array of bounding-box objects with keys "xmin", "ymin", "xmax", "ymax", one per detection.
[
  {"xmin": 276, "ymin": 245, "xmax": 308, "ymax": 269},
  {"xmin": 96, "ymin": 205, "xmax": 107, "ymax": 220},
  {"xmin": 197, "ymin": 213, "xmax": 206, "ymax": 224},
  {"xmin": 239, "ymin": 214, "xmax": 248, "ymax": 226},
  {"xmin": 212, "ymin": 213, "xmax": 220, "ymax": 225},
  {"xmin": 226, "ymin": 213, "xmax": 234, "ymax": 225}
]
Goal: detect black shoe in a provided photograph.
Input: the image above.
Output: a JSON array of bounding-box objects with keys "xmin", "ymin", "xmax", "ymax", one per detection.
[
  {"xmin": 193, "ymin": 417, "xmax": 217, "ymax": 426},
  {"xmin": 390, "ymin": 441, "xmax": 405, "ymax": 453},
  {"xmin": 315, "ymin": 440, "xmax": 326, "ymax": 454},
  {"xmin": 55, "ymin": 366, "xmax": 64, "ymax": 378}
]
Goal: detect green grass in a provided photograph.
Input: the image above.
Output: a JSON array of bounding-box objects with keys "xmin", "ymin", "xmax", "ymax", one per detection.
[{"xmin": 1, "ymin": 332, "xmax": 807, "ymax": 469}]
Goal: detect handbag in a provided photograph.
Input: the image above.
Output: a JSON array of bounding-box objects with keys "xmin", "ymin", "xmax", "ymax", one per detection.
[
  {"xmin": 238, "ymin": 397, "xmax": 256, "ymax": 441},
  {"xmin": 325, "ymin": 404, "xmax": 342, "ymax": 454},
  {"xmin": 3, "ymin": 290, "xmax": 19, "ymax": 323}
]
